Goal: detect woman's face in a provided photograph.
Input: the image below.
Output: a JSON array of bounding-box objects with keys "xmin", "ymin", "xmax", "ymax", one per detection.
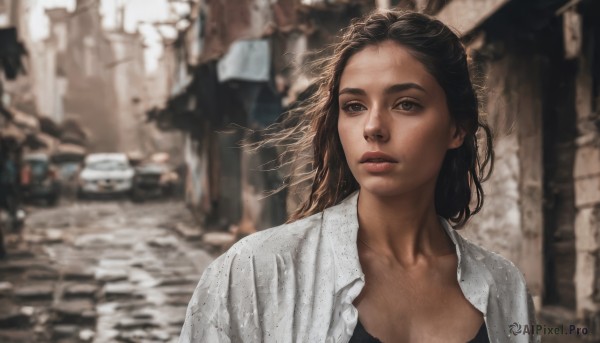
[{"xmin": 337, "ymin": 40, "xmax": 464, "ymax": 198}]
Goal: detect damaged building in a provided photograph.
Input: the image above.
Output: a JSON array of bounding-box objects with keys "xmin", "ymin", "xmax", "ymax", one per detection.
[
  {"xmin": 150, "ymin": 0, "xmax": 377, "ymax": 234},
  {"xmin": 33, "ymin": 0, "xmax": 181, "ymax": 156},
  {"xmin": 437, "ymin": 0, "xmax": 600, "ymax": 337}
]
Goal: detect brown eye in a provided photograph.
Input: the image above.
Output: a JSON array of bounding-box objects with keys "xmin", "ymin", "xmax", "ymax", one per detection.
[
  {"xmin": 396, "ymin": 100, "xmax": 420, "ymax": 112},
  {"xmin": 343, "ymin": 103, "xmax": 366, "ymax": 113}
]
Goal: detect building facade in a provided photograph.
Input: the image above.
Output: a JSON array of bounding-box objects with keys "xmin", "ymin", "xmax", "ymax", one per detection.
[
  {"xmin": 32, "ymin": 0, "xmax": 179, "ymax": 155},
  {"xmin": 439, "ymin": 0, "xmax": 600, "ymax": 338}
]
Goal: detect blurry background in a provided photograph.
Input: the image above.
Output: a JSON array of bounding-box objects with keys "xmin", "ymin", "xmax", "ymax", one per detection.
[{"xmin": 0, "ymin": 0, "xmax": 599, "ymax": 342}]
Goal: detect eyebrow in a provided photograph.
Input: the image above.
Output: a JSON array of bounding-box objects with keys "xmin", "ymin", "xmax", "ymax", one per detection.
[{"xmin": 338, "ymin": 83, "xmax": 427, "ymax": 96}]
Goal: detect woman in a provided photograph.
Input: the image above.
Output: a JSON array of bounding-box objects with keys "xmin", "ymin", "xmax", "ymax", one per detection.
[{"xmin": 180, "ymin": 10, "xmax": 538, "ymax": 343}]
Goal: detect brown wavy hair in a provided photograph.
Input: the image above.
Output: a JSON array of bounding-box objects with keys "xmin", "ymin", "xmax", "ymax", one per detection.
[{"xmin": 253, "ymin": 10, "xmax": 494, "ymax": 228}]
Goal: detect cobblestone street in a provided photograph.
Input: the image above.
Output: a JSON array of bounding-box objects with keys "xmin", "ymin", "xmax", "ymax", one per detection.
[{"xmin": 0, "ymin": 200, "xmax": 215, "ymax": 343}]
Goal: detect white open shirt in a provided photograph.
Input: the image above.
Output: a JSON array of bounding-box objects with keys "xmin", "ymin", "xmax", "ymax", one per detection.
[{"xmin": 179, "ymin": 191, "xmax": 539, "ymax": 342}]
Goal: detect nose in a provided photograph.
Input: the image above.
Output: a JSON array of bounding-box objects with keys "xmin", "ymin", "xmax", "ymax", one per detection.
[{"xmin": 363, "ymin": 106, "xmax": 389, "ymax": 142}]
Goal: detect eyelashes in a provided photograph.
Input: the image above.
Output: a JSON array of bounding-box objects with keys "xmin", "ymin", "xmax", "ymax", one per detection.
[
  {"xmin": 340, "ymin": 100, "xmax": 422, "ymax": 114},
  {"xmin": 396, "ymin": 100, "xmax": 420, "ymax": 111},
  {"xmin": 342, "ymin": 102, "xmax": 367, "ymax": 113}
]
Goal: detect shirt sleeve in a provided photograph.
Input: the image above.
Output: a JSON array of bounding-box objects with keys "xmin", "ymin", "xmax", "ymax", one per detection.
[
  {"xmin": 507, "ymin": 264, "xmax": 541, "ymax": 343},
  {"xmin": 179, "ymin": 252, "xmax": 233, "ymax": 343},
  {"xmin": 178, "ymin": 239, "xmax": 271, "ymax": 343},
  {"xmin": 525, "ymin": 286, "xmax": 541, "ymax": 343}
]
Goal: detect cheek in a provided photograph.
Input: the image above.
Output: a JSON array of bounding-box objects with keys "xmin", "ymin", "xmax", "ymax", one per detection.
[
  {"xmin": 337, "ymin": 118, "xmax": 355, "ymax": 156},
  {"xmin": 337, "ymin": 118, "xmax": 363, "ymax": 179},
  {"xmin": 408, "ymin": 125, "xmax": 448, "ymax": 151},
  {"xmin": 397, "ymin": 117, "xmax": 451, "ymax": 163}
]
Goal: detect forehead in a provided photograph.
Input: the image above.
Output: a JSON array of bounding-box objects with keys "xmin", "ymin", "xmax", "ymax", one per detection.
[{"xmin": 339, "ymin": 40, "xmax": 438, "ymax": 91}]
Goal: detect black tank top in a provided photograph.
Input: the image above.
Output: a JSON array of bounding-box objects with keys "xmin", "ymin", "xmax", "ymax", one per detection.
[{"xmin": 349, "ymin": 319, "xmax": 490, "ymax": 343}]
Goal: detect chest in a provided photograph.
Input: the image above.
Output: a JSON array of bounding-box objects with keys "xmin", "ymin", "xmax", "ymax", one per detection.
[{"xmin": 351, "ymin": 258, "xmax": 485, "ymax": 342}]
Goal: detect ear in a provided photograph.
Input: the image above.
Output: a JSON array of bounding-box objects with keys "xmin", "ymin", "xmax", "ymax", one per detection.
[{"xmin": 448, "ymin": 124, "xmax": 466, "ymax": 150}]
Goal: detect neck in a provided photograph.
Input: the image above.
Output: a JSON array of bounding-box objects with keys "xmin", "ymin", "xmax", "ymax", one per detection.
[{"xmin": 356, "ymin": 188, "xmax": 455, "ymax": 267}]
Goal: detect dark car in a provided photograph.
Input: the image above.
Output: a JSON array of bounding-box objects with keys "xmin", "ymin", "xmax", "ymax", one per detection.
[
  {"xmin": 131, "ymin": 162, "xmax": 177, "ymax": 202},
  {"xmin": 51, "ymin": 143, "xmax": 86, "ymax": 200},
  {"xmin": 21, "ymin": 153, "xmax": 61, "ymax": 206}
]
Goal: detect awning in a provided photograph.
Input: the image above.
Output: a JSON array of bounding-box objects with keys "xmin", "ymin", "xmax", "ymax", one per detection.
[
  {"xmin": 436, "ymin": 0, "xmax": 512, "ymax": 36},
  {"xmin": 199, "ymin": 0, "xmax": 274, "ymax": 63},
  {"xmin": 60, "ymin": 119, "xmax": 88, "ymax": 145},
  {"xmin": 217, "ymin": 39, "xmax": 270, "ymax": 83},
  {"xmin": 0, "ymin": 121, "xmax": 26, "ymax": 144},
  {"xmin": 24, "ymin": 132, "xmax": 52, "ymax": 150},
  {"xmin": 10, "ymin": 107, "xmax": 39, "ymax": 132},
  {"xmin": 55, "ymin": 143, "xmax": 86, "ymax": 156},
  {"xmin": 51, "ymin": 143, "xmax": 86, "ymax": 163},
  {"xmin": 38, "ymin": 116, "xmax": 62, "ymax": 138},
  {"xmin": 35, "ymin": 132, "xmax": 59, "ymax": 150}
]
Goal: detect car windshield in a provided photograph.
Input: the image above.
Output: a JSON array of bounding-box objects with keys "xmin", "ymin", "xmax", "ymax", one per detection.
[
  {"xmin": 86, "ymin": 160, "xmax": 129, "ymax": 171},
  {"xmin": 137, "ymin": 163, "xmax": 167, "ymax": 173},
  {"xmin": 26, "ymin": 160, "xmax": 48, "ymax": 177}
]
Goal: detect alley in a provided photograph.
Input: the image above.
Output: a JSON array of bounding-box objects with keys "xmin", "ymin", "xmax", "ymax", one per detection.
[{"xmin": 0, "ymin": 200, "xmax": 214, "ymax": 343}]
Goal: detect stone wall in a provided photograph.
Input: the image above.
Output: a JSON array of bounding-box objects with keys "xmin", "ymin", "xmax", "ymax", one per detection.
[
  {"xmin": 462, "ymin": 6, "xmax": 600, "ymax": 337},
  {"xmin": 573, "ymin": 10, "xmax": 600, "ymax": 335},
  {"xmin": 461, "ymin": 42, "xmax": 544, "ymax": 303}
]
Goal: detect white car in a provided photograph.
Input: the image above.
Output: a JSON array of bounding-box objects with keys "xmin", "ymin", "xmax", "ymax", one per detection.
[{"xmin": 78, "ymin": 153, "xmax": 135, "ymax": 198}]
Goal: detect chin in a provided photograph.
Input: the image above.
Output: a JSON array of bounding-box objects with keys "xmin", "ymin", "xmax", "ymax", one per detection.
[{"xmin": 359, "ymin": 180, "xmax": 407, "ymax": 198}]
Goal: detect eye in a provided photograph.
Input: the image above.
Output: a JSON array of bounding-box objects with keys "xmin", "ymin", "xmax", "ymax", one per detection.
[
  {"xmin": 342, "ymin": 102, "xmax": 367, "ymax": 113},
  {"xmin": 395, "ymin": 100, "xmax": 420, "ymax": 112}
]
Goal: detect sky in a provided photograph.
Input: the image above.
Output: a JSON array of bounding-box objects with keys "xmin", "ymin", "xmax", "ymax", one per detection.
[{"xmin": 28, "ymin": 0, "xmax": 185, "ymax": 72}]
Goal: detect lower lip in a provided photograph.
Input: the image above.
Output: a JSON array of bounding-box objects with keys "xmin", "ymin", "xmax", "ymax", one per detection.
[{"xmin": 361, "ymin": 162, "xmax": 396, "ymax": 173}]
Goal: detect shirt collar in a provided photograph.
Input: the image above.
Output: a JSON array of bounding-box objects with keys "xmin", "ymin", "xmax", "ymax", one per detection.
[{"xmin": 321, "ymin": 190, "xmax": 489, "ymax": 314}]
